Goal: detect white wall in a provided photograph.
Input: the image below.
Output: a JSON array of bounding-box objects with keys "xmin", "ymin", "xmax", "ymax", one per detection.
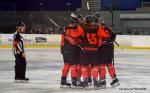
[
  {"xmin": 0, "ymin": 34, "xmax": 61, "ymax": 46},
  {"xmin": 115, "ymin": 35, "xmax": 132, "ymax": 46},
  {"xmin": 0, "ymin": 34, "xmax": 150, "ymax": 48},
  {"xmin": 132, "ymin": 35, "xmax": 150, "ymax": 48}
]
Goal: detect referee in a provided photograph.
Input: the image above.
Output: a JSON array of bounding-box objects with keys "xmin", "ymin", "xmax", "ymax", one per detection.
[{"xmin": 12, "ymin": 22, "xmax": 29, "ymax": 82}]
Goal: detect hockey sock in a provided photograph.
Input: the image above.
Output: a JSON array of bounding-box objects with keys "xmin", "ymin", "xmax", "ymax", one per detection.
[
  {"xmin": 77, "ymin": 64, "xmax": 82, "ymax": 79},
  {"xmin": 92, "ymin": 66, "xmax": 99, "ymax": 79},
  {"xmin": 62, "ymin": 63, "xmax": 70, "ymax": 77},
  {"xmin": 88, "ymin": 65, "xmax": 92, "ymax": 78},
  {"xmin": 99, "ymin": 64, "xmax": 106, "ymax": 80},
  {"xmin": 81, "ymin": 65, "xmax": 88, "ymax": 79},
  {"xmin": 71, "ymin": 65, "xmax": 77, "ymax": 78},
  {"xmin": 106, "ymin": 64, "xmax": 116, "ymax": 79}
]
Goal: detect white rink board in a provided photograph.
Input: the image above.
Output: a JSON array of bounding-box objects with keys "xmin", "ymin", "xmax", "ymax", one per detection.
[
  {"xmin": 0, "ymin": 34, "xmax": 150, "ymax": 48},
  {"xmin": 132, "ymin": 35, "xmax": 150, "ymax": 48},
  {"xmin": 115, "ymin": 35, "xmax": 132, "ymax": 46},
  {"xmin": 0, "ymin": 34, "xmax": 61, "ymax": 46}
]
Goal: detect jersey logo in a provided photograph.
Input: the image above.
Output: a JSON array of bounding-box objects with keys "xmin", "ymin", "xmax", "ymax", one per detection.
[{"xmin": 87, "ymin": 33, "xmax": 97, "ymax": 45}]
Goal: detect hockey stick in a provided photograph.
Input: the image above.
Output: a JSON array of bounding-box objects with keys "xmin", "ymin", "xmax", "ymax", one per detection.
[
  {"xmin": 42, "ymin": 11, "xmax": 85, "ymax": 51},
  {"xmin": 71, "ymin": 13, "xmax": 77, "ymax": 18},
  {"xmin": 44, "ymin": 13, "xmax": 61, "ymax": 28},
  {"xmin": 39, "ymin": 1, "xmax": 85, "ymax": 51},
  {"xmin": 114, "ymin": 40, "xmax": 119, "ymax": 46},
  {"xmin": 43, "ymin": 14, "xmax": 84, "ymax": 50},
  {"xmin": 64, "ymin": 34, "xmax": 85, "ymax": 52},
  {"xmin": 45, "ymin": 16, "xmax": 85, "ymax": 51},
  {"xmin": 87, "ymin": 0, "xmax": 90, "ymax": 11},
  {"xmin": 112, "ymin": 39, "xmax": 120, "ymax": 66},
  {"xmin": 86, "ymin": 0, "xmax": 91, "ymax": 14},
  {"xmin": 40, "ymin": 1, "xmax": 61, "ymax": 29}
]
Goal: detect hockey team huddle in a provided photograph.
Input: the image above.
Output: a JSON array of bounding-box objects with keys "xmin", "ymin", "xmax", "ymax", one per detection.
[
  {"xmin": 60, "ymin": 13, "xmax": 120, "ymax": 89},
  {"xmin": 12, "ymin": 12, "xmax": 120, "ymax": 89}
]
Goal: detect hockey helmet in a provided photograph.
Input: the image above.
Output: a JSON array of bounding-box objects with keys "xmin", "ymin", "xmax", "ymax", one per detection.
[
  {"xmin": 70, "ymin": 17, "xmax": 79, "ymax": 24},
  {"xmin": 85, "ymin": 15, "xmax": 93, "ymax": 23}
]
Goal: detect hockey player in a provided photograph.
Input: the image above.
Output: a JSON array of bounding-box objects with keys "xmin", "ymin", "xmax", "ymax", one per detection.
[
  {"xmin": 76, "ymin": 14, "xmax": 84, "ymax": 25},
  {"xmin": 60, "ymin": 17, "xmax": 82, "ymax": 88},
  {"xmin": 76, "ymin": 14, "xmax": 93, "ymax": 86},
  {"xmin": 67, "ymin": 15, "xmax": 110, "ymax": 88},
  {"xmin": 93, "ymin": 12, "xmax": 104, "ymax": 25},
  {"xmin": 13, "ymin": 22, "xmax": 29, "ymax": 83},
  {"xmin": 60, "ymin": 30, "xmax": 71, "ymax": 88},
  {"xmin": 75, "ymin": 14, "xmax": 83, "ymax": 84},
  {"xmin": 98, "ymin": 26, "xmax": 120, "ymax": 88}
]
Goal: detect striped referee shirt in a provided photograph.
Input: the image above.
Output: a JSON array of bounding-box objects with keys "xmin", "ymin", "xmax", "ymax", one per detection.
[{"xmin": 12, "ymin": 31, "xmax": 24, "ymax": 55}]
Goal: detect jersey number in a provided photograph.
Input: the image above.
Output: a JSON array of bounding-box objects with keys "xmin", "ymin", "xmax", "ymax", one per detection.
[{"xmin": 87, "ymin": 33, "xmax": 97, "ymax": 45}]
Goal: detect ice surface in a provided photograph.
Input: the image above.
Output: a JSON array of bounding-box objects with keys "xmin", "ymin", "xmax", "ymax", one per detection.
[{"xmin": 0, "ymin": 48, "xmax": 150, "ymax": 93}]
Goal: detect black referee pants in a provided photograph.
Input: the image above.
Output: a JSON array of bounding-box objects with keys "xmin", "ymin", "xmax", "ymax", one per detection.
[{"xmin": 14, "ymin": 54, "xmax": 26, "ymax": 79}]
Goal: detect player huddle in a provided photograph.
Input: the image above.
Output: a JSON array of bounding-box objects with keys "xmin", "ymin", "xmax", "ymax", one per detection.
[{"xmin": 60, "ymin": 13, "xmax": 120, "ymax": 89}]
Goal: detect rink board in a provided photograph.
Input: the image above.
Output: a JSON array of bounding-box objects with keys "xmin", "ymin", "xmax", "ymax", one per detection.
[{"xmin": 0, "ymin": 34, "xmax": 150, "ymax": 49}]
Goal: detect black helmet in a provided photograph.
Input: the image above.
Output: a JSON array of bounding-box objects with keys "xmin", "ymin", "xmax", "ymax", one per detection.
[
  {"xmin": 85, "ymin": 15, "xmax": 93, "ymax": 23},
  {"xmin": 77, "ymin": 14, "xmax": 83, "ymax": 20},
  {"xmin": 70, "ymin": 17, "xmax": 79, "ymax": 24}
]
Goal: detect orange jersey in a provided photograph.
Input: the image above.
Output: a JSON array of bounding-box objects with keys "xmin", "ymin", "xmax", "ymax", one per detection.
[
  {"xmin": 68, "ymin": 24, "xmax": 110, "ymax": 50},
  {"xmin": 65, "ymin": 25, "xmax": 83, "ymax": 45},
  {"xmin": 61, "ymin": 25, "xmax": 83, "ymax": 47},
  {"xmin": 97, "ymin": 24, "xmax": 110, "ymax": 47}
]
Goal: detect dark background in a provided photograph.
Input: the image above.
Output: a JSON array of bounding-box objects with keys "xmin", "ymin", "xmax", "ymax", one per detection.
[
  {"xmin": 0, "ymin": 0, "xmax": 150, "ymax": 34},
  {"xmin": 0, "ymin": 0, "xmax": 147, "ymax": 11},
  {"xmin": 0, "ymin": 0, "xmax": 81, "ymax": 11}
]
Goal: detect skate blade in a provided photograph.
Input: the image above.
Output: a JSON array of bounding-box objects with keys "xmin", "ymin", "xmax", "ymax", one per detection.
[
  {"xmin": 60, "ymin": 85, "xmax": 71, "ymax": 88},
  {"xmin": 99, "ymin": 85, "xmax": 106, "ymax": 89},
  {"xmin": 93, "ymin": 86, "xmax": 100, "ymax": 90},
  {"xmin": 88, "ymin": 82, "xmax": 93, "ymax": 86},
  {"xmin": 83, "ymin": 85, "xmax": 93, "ymax": 90},
  {"xmin": 15, "ymin": 80, "xmax": 29, "ymax": 83},
  {"xmin": 71, "ymin": 85, "xmax": 83, "ymax": 89},
  {"xmin": 111, "ymin": 82, "xmax": 120, "ymax": 88}
]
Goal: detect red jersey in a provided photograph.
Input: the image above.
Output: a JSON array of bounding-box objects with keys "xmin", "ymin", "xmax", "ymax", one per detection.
[{"xmin": 68, "ymin": 23, "xmax": 110, "ymax": 51}]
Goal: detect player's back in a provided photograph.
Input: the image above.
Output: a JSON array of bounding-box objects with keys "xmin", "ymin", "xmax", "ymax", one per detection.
[{"xmin": 81, "ymin": 23, "xmax": 99, "ymax": 52}]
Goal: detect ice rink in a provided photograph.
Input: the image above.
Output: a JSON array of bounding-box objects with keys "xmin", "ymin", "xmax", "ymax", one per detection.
[{"xmin": 0, "ymin": 48, "xmax": 150, "ymax": 93}]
